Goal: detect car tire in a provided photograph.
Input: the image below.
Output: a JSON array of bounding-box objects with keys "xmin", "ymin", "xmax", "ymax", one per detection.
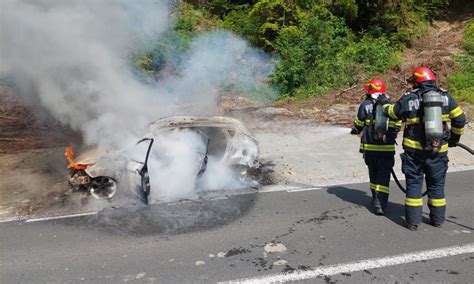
[{"xmin": 90, "ymin": 176, "xmax": 117, "ymax": 200}]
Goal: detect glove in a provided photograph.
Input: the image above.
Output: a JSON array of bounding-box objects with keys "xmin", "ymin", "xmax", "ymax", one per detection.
[
  {"xmin": 448, "ymin": 133, "xmax": 460, "ymax": 148},
  {"xmin": 350, "ymin": 127, "xmax": 359, "ymax": 135}
]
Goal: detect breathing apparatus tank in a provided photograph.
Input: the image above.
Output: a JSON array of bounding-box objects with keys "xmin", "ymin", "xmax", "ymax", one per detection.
[
  {"xmin": 423, "ymin": 91, "xmax": 444, "ymax": 151},
  {"xmin": 373, "ymin": 97, "xmax": 389, "ymax": 141}
]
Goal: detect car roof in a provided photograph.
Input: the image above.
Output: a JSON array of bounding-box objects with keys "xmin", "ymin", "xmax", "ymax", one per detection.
[{"xmin": 148, "ymin": 116, "xmax": 248, "ymax": 132}]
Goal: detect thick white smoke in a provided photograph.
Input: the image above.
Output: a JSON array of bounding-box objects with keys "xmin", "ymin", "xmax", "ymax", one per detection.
[
  {"xmin": 148, "ymin": 129, "xmax": 206, "ymax": 202},
  {"xmin": 0, "ymin": 0, "xmax": 274, "ymax": 147},
  {"xmin": 0, "ymin": 0, "xmax": 273, "ymax": 201}
]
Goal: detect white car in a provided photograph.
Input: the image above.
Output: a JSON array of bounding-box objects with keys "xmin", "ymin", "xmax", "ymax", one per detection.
[{"xmin": 67, "ymin": 116, "xmax": 260, "ymax": 204}]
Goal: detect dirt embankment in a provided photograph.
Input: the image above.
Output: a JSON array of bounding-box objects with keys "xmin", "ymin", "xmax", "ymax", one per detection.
[
  {"xmin": 0, "ymin": 86, "xmax": 82, "ymax": 219},
  {"xmin": 0, "ymin": 86, "xmax": 80, "ymax": 154}
]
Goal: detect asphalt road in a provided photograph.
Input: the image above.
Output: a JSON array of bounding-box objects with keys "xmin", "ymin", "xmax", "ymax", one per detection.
[{"xmin": 1, "ymin": 170, "xmax": 473, "ymax": 283}]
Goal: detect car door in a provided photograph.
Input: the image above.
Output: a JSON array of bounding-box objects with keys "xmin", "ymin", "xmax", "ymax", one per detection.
[{"xmin": 125, "ymin": 138, "xmax": 154, "ymax": 204}]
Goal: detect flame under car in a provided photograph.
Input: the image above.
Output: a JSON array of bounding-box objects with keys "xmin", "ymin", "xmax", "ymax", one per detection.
[{"xmin": 66, "ymin": 116, "xmax": 260, "ymax": 204}]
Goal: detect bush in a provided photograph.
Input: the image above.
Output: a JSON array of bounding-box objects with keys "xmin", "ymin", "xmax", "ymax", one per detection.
[
  {"xmin": 343, "ymin": 36, "xmax": 401, "ymax": 74},
  {"xmin": 221, "ymin": 0, "xmax": 314, "ymax": 51},
  {"xmin": 273, "ymin": 15, "xmax": 399, "ymax": 97},
  {"xmin": 216, "ymin": 1, "xmax": 429, "ymax": 97},
  {"xmin": 348, "ymin": 0, "xmax": 447, "ymax": 46}
]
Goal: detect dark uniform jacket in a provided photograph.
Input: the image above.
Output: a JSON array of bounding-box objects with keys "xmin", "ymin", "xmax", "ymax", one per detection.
[
  {"xmin": 353, "ymin": 95, "xmax": 402, "ymax": 155},
  {"xmin": 385, "ymin": 82, "xmax": 466, "ymax": 156}
]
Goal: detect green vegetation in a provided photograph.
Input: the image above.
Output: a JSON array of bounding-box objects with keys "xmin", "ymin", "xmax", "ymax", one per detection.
[
  {"xmin": 447, "ymin": 21, "xmax": 474, "ymax": 104},
  {"xmin": 134, "ymin": 2, "xmax": 215, "ymax": 75},
  {"xmin": 137, "ymin": 1, "xmax": 453, "ymax": 99},
  {"xmin": 272, "ymin": 16, "xmax": 400, "ymax": 96}
]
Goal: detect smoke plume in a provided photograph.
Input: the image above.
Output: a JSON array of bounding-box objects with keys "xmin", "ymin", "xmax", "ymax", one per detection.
[
  {"xmin": 0, "ymin": 0, "xmax": 274, "ymax": 147},
  {"xmin": 0, "ymin": 0, "xmax": 274, "ymax": 202}
]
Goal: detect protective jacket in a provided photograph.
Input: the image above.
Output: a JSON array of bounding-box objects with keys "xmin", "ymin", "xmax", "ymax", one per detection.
[
  {"xmin": 353, "ymin": 95, "xmax": 402, "ymax": 155},
  {"xmin": 385, "ymin": 81, "xmax": 466, "ymax": 156}
]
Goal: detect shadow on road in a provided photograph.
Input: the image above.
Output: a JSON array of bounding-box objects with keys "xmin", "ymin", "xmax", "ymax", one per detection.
[
  {"xmin": 327, "ymin": 186, "xmax": 406, "ymax": 228},
  {"xmin": 422, "ymin": 213, "xmax": 474, "ymax": 231},
  {"xmin": 61, "ymin": 191, "xmax": 258, "ymax": 236}
]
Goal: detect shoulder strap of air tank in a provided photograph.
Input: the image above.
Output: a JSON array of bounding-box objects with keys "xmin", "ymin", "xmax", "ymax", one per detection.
[
  {"xmin": 438, "ymin": 87, "xmax": 448, "ymax": 93},
  {"xmin": 414, "ymin": 88, "xmax": 425, "ymax": 99},
  {"xmin": 370, "ymin": 98, "xmax": 377, "ymax": 121}
]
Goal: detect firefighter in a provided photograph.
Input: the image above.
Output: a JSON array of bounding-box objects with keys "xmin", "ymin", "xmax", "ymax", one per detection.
[
  {"xmin": 351, "ymin": 79, "xmax": 401, "ymax": 215},
  {"xmin": 384, "ymin": 67, "xmax": 466, "ymax": 231}
]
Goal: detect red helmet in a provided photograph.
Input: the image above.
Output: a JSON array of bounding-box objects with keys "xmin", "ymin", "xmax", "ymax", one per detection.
[
  {"xmin": 364, "ymin": 79, "xmax": 386, "ymax": 95},
  {"xmin": 409, "ymin": 67, "xmax": 436, "ymax": 83}
]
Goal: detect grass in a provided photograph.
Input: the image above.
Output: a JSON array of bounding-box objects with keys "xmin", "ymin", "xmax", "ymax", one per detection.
[{"xmin": 447, "ymin": 20, "xmax": 474, "ymax": 104}]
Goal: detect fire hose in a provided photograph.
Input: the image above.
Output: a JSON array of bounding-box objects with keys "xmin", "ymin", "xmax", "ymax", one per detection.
[
  {"xmin": 456, "ymin": 142, "xmax": 474, "ymax": 155},
  {"xmin": 391, "ymin": 142, "xmax": 474, "ymax": 196}
]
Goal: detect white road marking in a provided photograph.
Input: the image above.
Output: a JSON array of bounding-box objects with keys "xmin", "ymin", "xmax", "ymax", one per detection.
[
  {"xmin": 286, "ymin": 187, "xmax": 323, "ymax": 193},
  {"xmin": 222, "ymin": 243, "xmax": 474, "ymax": 284},
  {"xmin": 24, "ymin": 211, "xmax": 98, "ymax": 223},
  {"xmin": 258, "ymin": 185, "xmax": 301, "ymax": 193},
  {"xmin": 0, "ymin": 216, "xmax": 28, "ymax": 223},
  {"xmin": 259, "ymin": 185, "xmax": 325, "ymax": 193}
]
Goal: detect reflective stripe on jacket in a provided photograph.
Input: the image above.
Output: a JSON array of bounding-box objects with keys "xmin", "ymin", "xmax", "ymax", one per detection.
[
  {"xmin": 384, "ymin": 83, "xmax": 466, "ymax": 156},
  {"xmin": 353, "ymin": 96, "xmax": 401, "ymax": 155}
]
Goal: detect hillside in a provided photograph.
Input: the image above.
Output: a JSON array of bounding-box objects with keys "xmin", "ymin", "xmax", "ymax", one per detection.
[{"xmin": 274, "ymin": 17, "xmax": 473, "ymax": 126}]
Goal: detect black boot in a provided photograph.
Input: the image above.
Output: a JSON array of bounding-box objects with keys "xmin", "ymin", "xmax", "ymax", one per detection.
[
  {"xmin": 430, "ymin": 221, "xmax": 443, "ymax": 228},
  {"xmin": 372, "ymin": 200, "xmax": 384, "ymax": 216},
  {"xmin": 407, "ymin": 224, "xmax": 418, "ymax": 231},
  {"xmin": 374, "ymin": 207, "xmax": 384, "ymax": 216}
]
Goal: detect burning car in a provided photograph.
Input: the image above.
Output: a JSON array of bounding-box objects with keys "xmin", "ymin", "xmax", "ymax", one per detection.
[{"xmin": 65, "ymin": 116, "xmax": 260, "ymax": 204}]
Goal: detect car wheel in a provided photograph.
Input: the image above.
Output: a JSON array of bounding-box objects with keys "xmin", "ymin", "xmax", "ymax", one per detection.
[{"xmin": 90, "ymin": 176, "xmax": 117, "ymax": 200}]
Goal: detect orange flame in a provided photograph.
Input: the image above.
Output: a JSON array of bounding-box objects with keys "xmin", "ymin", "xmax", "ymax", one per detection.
[{"xmin": 65, "ymin": 145, "xmax": 93, "ymax": 170}]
